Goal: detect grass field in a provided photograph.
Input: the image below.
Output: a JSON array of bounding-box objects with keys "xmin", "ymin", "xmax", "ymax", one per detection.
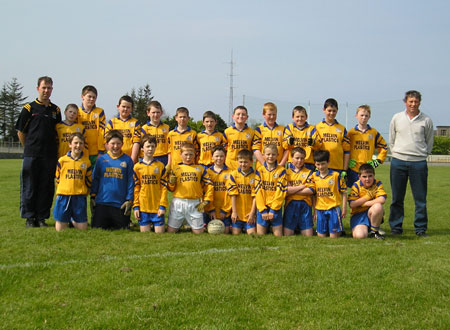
[{"xmin": 0, "ymin": 159, "xmax": 449, "ymax": 329}]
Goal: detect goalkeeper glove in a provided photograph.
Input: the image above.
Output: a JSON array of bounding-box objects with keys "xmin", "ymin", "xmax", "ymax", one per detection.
[
  {"xmin": 368, "ymin": 159, "xmax": 381, "ymax": 168},
  {"xmin": 348, "ymin": 159, "xmax": 357, "ymax": 169},
  {"xmin": 121, "ymin": 201, "xmax": 132, "ymax": 216},
  {"xmin": 287, "ymin": 137, "xmax": 295, "ymax": 146},
  {"xmin": 168, "ymin": 170, "xmax": 177, "ymax": 185},
  {"xmin": 340, "ymin": 170, "xmax": 347, "ymax": 181},
  {"xmin": 90, "ymin": 197, "xmax": 96, "ymax": 215},
  {"xmin": 307, "ymin": 137, "xmax": 314, "ymax": 146},
  {"xmin": 196, "ymin": 201, "xmax": 209, "ymax": 212}
]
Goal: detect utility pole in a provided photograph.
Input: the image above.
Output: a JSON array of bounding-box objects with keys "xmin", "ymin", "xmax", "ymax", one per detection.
[{"xmin": 227, "ymin": 50, "xmax": 235, "ymax": 125}]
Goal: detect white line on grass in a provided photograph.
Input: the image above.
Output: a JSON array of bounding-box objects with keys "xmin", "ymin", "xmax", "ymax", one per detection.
[{"xmin": 0, "ymin": 246, "xmax": 283, "ymax": 270}]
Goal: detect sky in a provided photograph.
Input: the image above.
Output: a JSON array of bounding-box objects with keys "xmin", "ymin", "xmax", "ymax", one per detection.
[{"xmin": 1, "ymin": 0, "xmax": 449, "ymax": 137}]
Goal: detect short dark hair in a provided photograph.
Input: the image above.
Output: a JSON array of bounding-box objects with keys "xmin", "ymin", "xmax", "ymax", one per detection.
[
  {"xmin": 292, "ymin": 105, "xmax": 307, "ymax": 117},
  {"xmin": 212, "ymin": 145, "xmax": 226, "ymax": 155},
  {"xmin": 64, "ymin": 103, "xmax": 78, "ymax": 113},
  {"xmin": 313, "ymin": 150, "xmax": 330, "ymax": 163},
  {"xmin": 233, "ymin": 105, "xmax": 248, "ymax": 115},
  {"xmin": 147, "ymin": 100, "xmax": 162, "ymax": 112},
  {"xmin": 37, "ymin": 76, "xmax": 53, "ymax": 87},
  {"xmin": 176, "ymin": 107, "xmax": 190, "ymax": 117},
  {"xmin": 105, "ymin": 129, "xmax": 124, "ymax": 143},
  {"xmin": 81, "ymin": 85, "xmax": 98, "ymax": 96},
  {"xmin": 237, "ymin": 149, "xmax": 252, "ymax": 161},
  {"xmin": 359, "ymin": 163, "xmax": 375, "ymax": 175},
  {"xmin": 203, "ymin": 111, "xmax": 217, "ymax": 121},
  {"xmin": 118, "ymin": 95, "xmax": 134, "ymax": 108},
  {"xmin": 140, "ymin": 134, "xmax": 157, "ymax": 148},
  {"xmin": 69, "ymin": 132, "xmax": 85, "ymax": 143},
  {"xmin": 291, "ymin": 147, "xmax": 306, "ymax": 157},
  {"xmin": 323, "ymin": 98, "xmax": 338, "ymax": 110},
  {"xmin": 403, "ymin": 90, "xmax": 422, "ymax": 102}
]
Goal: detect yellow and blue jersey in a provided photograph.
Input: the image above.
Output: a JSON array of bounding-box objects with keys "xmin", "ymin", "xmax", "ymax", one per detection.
[
  {"xmin": 315, "ymin": 120, "xmax": 350, "ymax": 170},
  {"xmin": 347, "ymin": 125, "xmax": 387, "ymax": 172},
  {"xmin": 168, "ymin": 162, "xmax": 213, "ymax": 202},
  {"xmin": 55, "ymin": 151, "xmax": 92, "ymax": 196},
  {"xmin": 91, "ymin": 151, "xmax": 134, "ymax": 207},
  {"xmin": 140, "ymin": 121, "xmax": 170, "ymax": 157},
  {"xmin": 252, "ymin": 122, "xmax": 286, "ymax": 166},
  {"xmin": 285, "ymin": 165, "xmax": 314, "ymax": 207},
  {"xmin": 308, "ymin": 170, "xmax": 347, "ymax": 210},
  {"xmin": 133, "ymin": 159, "xmax": 168, "ymax": 213},
  {"xmin": 227, "ymin": 168, "xmax": 256, "ymax": 222},
  {"xmin": 56, "ymin": 122, "xmax": 87, "ymax": 159},
  {"xmin": 196, "ymin": 130, "xmax": 227, "ymax": 166},
  {"xmin": 167, "ymin": 127, "xmax": 198, "ymax": 168},
  {"xmin": 105, "ymin": 115, "xmax": 141, "ymax": 157},
  {"xmin": 224, "ymin": 124, "xmax": 254, "ymax": 170},
  {"xmin": 205, "ymin": 165, "xmax": 232, "ymax": 217},
  {"xmin": 255, "ymin": 163, "xmax": 287, "ymax": 213},
  {"xmin": 348, "ymin": 179, "xmax": 387, "ymax": 216},
  {"xmin": 78, "ymin": 106, "xmax": 106, "ymax": 156},
  {"xmin": 282, "ymin": 122, "xmax": 321, "ymax": 165}
]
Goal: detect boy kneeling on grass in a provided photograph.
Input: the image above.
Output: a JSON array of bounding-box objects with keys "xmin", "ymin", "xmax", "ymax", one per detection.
[
  {"xmin": 53, "ymin": 133, "xmax": 91, "ymax": 231},
  {"xmin": 348, "ymin": 163, "xmax": 386, "ymax": 240},
  {"xmin": 166, "ymin": 142, "xmax": 214, "ymax": 234}
]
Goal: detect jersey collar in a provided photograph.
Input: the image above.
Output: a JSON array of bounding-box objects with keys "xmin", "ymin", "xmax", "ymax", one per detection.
[{"xmin": 232, "ymin": 123, "xmax": 248, "ymax": 131}]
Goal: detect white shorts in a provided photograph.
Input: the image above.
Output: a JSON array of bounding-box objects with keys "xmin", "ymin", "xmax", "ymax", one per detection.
[{"xmin": 168, "ymin": 198, "xmax": 204, "ymax": 230}]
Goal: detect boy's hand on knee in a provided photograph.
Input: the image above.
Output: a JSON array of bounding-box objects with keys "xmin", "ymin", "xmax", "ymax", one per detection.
[
  {"xmin": 134, "ymin": 209, "xmax": 140, "ymax": 220},
  {"xmin": 231, "ymin": 212, "xmax": 238, "ymax": 223},
  {"xmin": 90, "ymin": 197, "xmax": 96, "ymax": 214},
  {"xmin": 121, "ymin": 201, "xmax": 132, "ymax": 216}
]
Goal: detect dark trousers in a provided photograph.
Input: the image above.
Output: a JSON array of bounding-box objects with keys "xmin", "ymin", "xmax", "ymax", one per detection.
[
  {"xmin": 389, "ymin": 157, "xmax": 428, "ymax": 234},
  {"xmin": 92, "ymin": 204, "xmax": 130, "ymax": 230},
  {"xmin": 20, "ymin": 156, "xmax": 57, "ymax": 220}
]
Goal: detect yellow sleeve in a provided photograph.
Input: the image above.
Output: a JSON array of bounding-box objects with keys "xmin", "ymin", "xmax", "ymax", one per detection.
[{"xmin": 254, "ymin": 170, "xmax": 267, "ymax": 213}]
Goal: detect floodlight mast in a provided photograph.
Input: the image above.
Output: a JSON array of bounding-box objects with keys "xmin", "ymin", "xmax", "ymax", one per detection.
[{"xmin": 227, "ymin": 50, "xmax": 235, "ymax": 125}]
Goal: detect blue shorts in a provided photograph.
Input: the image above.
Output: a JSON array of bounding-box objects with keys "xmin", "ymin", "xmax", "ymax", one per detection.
[
  {"xmin": 350, "ymin": 211, "xmax": 370, "ymax": 230},
  {"xmin": 346, "ymin": 169, "xmax": 359, "ymax": 188},
  {"xmin": 139, "ymin": 212, "xmax": 165, "ymax": 227},
  {"xmin": 316, "ymin": 207, "xmax": 343, "ymax": 234},
  {"xmin": 154, "ymin": 155, "xmax": 168, "ymax": 166},
  {"xmin": 256, "ymin": 209, "xmax": 283, "ymax": 227},
  {"xmin": 283, "ymin": 200, "xmax": 313, "ymax": 231},
  {"xmin": 53, "ymin": 195, "xmax": 88, "ymax": 223},
  {"xmin": 232, "ymin": 220, "xmax": 256, "ymax": 230}
]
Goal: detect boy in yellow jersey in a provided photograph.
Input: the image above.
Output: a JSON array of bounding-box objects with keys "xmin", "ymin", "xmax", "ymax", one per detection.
[
  {"xmin": 283, "ymin": 106, "xmax": 321, "ymax": 170},
  {"xmin": 133, "ymin": 134, "xmax": 168, "ymax": 233},
  {"xmin": 78, "ymin": 85, "xmax": 105, "ymax": 166},
  {"xmin": 224, "ymin": 105, "xmax": 254, "ymax": 170},
  {"xmin": 53, "ymin": 133, "xmax": 91, "ymax": 231},
  {"xmin": 348, "ymin": 164, "xmax": 386, "ymax": 240},
  {"xmin": 253, "ymin": 102, "xmax": 288, "ymax": 169},
  {"xmin": 303, "ymin": 150, "xmax": 347, "ymax": 238},
  {"xmin": 315, "ymin": 98, "xmax": 350, "ymax": 178},
  {"xmin": 347, "ymin": 105, "xmax": 388, "ymax": 187},
  {"xmin": 105, "ymin": 95, "xmax": 141, "ymax": 163},
  {"xmin": 167, "ymin": 142, "xmax": 213, "ymax": 234},
  {"xmin": 228, "ymin": 149, "xmax": 257, "ymax": 235},
  {"xmin": 283, "ymin": 147, "xmax": 314, "ymax": 236},
  {"xmin": 196, "ymin": 111, "xmax": 227, "ymax": 168},
  {"xmin": 140, "ymin": 100, "xmax": 170, "ymax": 166},
  {"xmin": 167, "ymin": 107, "xmax": 198, "ymax": 169},
  {"xmin": 205, "ymin": 145, "xmax": 232, "ymax": 233},
  {"xmin": 56, "ymin": 104, "xmax": 86, "ymax": 159},
  {"xmin": 255, "ymin": 144, "xmax": 287, "ymax": 236}
]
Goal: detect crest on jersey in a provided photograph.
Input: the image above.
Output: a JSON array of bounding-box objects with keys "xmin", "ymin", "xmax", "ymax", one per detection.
[
  {"xmin": 277, "ymin": 131, "xmax": 282, "ymax": 136},
  {"xmin": 187, "ymin": 136, "xmax": 192, "ymax": 141},
  {"xmin": 301, "ymin": 173, "xmax": 306, "ymax": 179},
  {"xmin": 215, "ymin": 136, "xmax": 220, "ymax": 142},
  {"xmin": 224, "ymin": 174, "xmax": 229, "ymax": 179},
  {"xmin": 250, "ymin": 178, "xmax": 255, "ymax": 184},
  {"xmin": 129, "ymin": 122, "xmax": 135, "ymax": 127},
  {"xmin": 246, "ymin": 133, "xmax": 251, "ymax": 139},
  {"xmin": 120, "ymin": 162, "xmax": 127, "ymax": 168},
  {"xmin": 93, "ymin": 113, "xmax": 98, "ymax": 119},
  {"xmin": 195, "ymin": 166, "xmax": 201, "ymax": 172},
  {"xmin": 81, "ymin": 163, "xmax": 87, "ymax": 170},
  {"xmin": 336, "ymin": 128, "xmax": 341, "ymax": 133},
  {"xmin": 76, "ymin": 127, "xmax": 81, "ymax": 132},
  {"xmin": 328, "ymin": 179, "xmax": 335, "ymax": 185},
  {"xmin": 162, "ymin": 128, "xmax": 167, "ymax": 133},
  {"xmin": 154, "ymin": 167, "xmax": 160, "ymax": 174},
  {"xmin": 273, "ymin": 173, "xmax": 279, "ymax": 179},
  {"xmin": 368, "ymin": 134, "xmax": 373, "ymax": 140}
]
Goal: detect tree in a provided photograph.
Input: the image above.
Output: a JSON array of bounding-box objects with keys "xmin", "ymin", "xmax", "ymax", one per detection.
[
  {"xmin": 432, "ymin": 136, "xmax": 450, "ymax": 155},
  {"xmin": 128, "ymin": 84, "xmax": 153, "ymax": 125},
  {"xmin": 0, "ymin": 78, "xmax": 26, "ymax": 141}
]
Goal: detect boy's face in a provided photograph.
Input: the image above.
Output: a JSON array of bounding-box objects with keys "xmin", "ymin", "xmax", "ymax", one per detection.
[
  {"xmin": 147, "ymin": 106, "xmax": 162, "ymax": 124},
  {"xmin": 69, "ymin": 136, "xmax": 84, "ymax": 156},
  {"xmin": 107, "ymin": 137, "xmax": 123, "ymax": 157},
  {"xmin": 323, "ymin": 106, "xmax": 338, "ymax": 122},
  {"xmin": 292, "ymin": 110, "xmax": 307, "ymax": 127},
  {"xmin": 118, "ymin": 100, "xmax": 133, "ymax": 120},
  {"xmin": 142, "ymin": 141, "xmax": 156, "ymax": 158},
  {"xmin": 237, "ymin": 157, "xmax": 251, "ymax": 172},
  {"xmin": 203, "ymin": 117, "xmax": 216, "ymax": 132},
  {"xmin": 232, "ymin": 109, "xmax": 248, "ymax": 126},
  {"xmin": 263, "ymin": 109, "xmax": 277, "ymax": 127},
  {"xmin": 212, "ymin": 150, "xmax": 225, "ymax": 166},
  {"xmin": 356, "ymin": 109, "xmax": 370, "ymax": 126},
  {"xmin": 264, "ymin": 148, "xmax": 278, "ymax": 165},
  {"xmin": 37, "ymin": 81, "xmax": 53, "ymax": 101},
  {"xmin": 314, "ymin": 160, "xmax": 329, "ymax": 173},
  {"xmin": 291, "ymin": 151, "xmax": 305, "ymax": 169},
  {"xmin": 181, "ymin": 148, "xmax": 195, "ymax": 164},
  {"xmin": 65, "ymin": 107, "xmax": 78, "ymax": 123},
  {"xmin": 82, "ymin": 91, "xmax": 97, "ymax": 109},
  {"xmin": 175, "ymin": 112, "xmax": 189, "ymax": 127},
  {"xmin": 359, "ymin": 171, "xmax": 375, "ymax": 189}
]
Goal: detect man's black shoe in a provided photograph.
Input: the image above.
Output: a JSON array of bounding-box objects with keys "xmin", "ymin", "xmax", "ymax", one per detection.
[
  {"xmin": 416, "ymin": 231, "xmax": 428, "ymax": 238},
  {"xmin": 391, "ymin": 230, "xmax": 402, "ymax": 236},
  {"xmin": 37, "ymin": 219, "xmax": 49, "ymax": 227},
  {"xmin": 26, "ymin": 218, "xmax": 37, "ymax": 228}
]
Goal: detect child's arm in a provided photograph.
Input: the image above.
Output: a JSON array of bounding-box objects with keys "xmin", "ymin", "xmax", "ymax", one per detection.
[
  {"xmin": 253, "ymin": 150, "xmax": 265, "ymax": 166},
  {"xmin": 231, "ymin": 195, "xmax": 238, "ymax": 223},
  {"xmin": 279, "ymin": 149, "xmax": 289, "ymax": 166},
  {"xmin": 246, "ymin": 197, "xmax": 257, "ymax": 224},
  {"xmin": 131, "ymin": 143, "xmax": 140, "ymax": 164},
  {"xmin": 341, "ymin": 192, "xmax": 347, "ymax": 218},
  {"xmin": 287, "ymin": 184, "xmax": 304, "ymax": 196}
]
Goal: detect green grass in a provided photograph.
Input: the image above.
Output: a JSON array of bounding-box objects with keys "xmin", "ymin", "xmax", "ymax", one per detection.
[{"xmin": 0, "ymin": 159, "xmax": 449, "ymax": 329}]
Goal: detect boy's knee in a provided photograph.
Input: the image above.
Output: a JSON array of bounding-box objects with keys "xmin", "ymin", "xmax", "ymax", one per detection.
[{"xmin": 369, "ymin": 203, "xmax": 384, "ymax": 214}]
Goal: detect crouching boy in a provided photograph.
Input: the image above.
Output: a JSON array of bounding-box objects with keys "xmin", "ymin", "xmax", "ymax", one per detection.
[{"xmin": 348, "ymin": 163, "xmax": 387, "ymax": 239}]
